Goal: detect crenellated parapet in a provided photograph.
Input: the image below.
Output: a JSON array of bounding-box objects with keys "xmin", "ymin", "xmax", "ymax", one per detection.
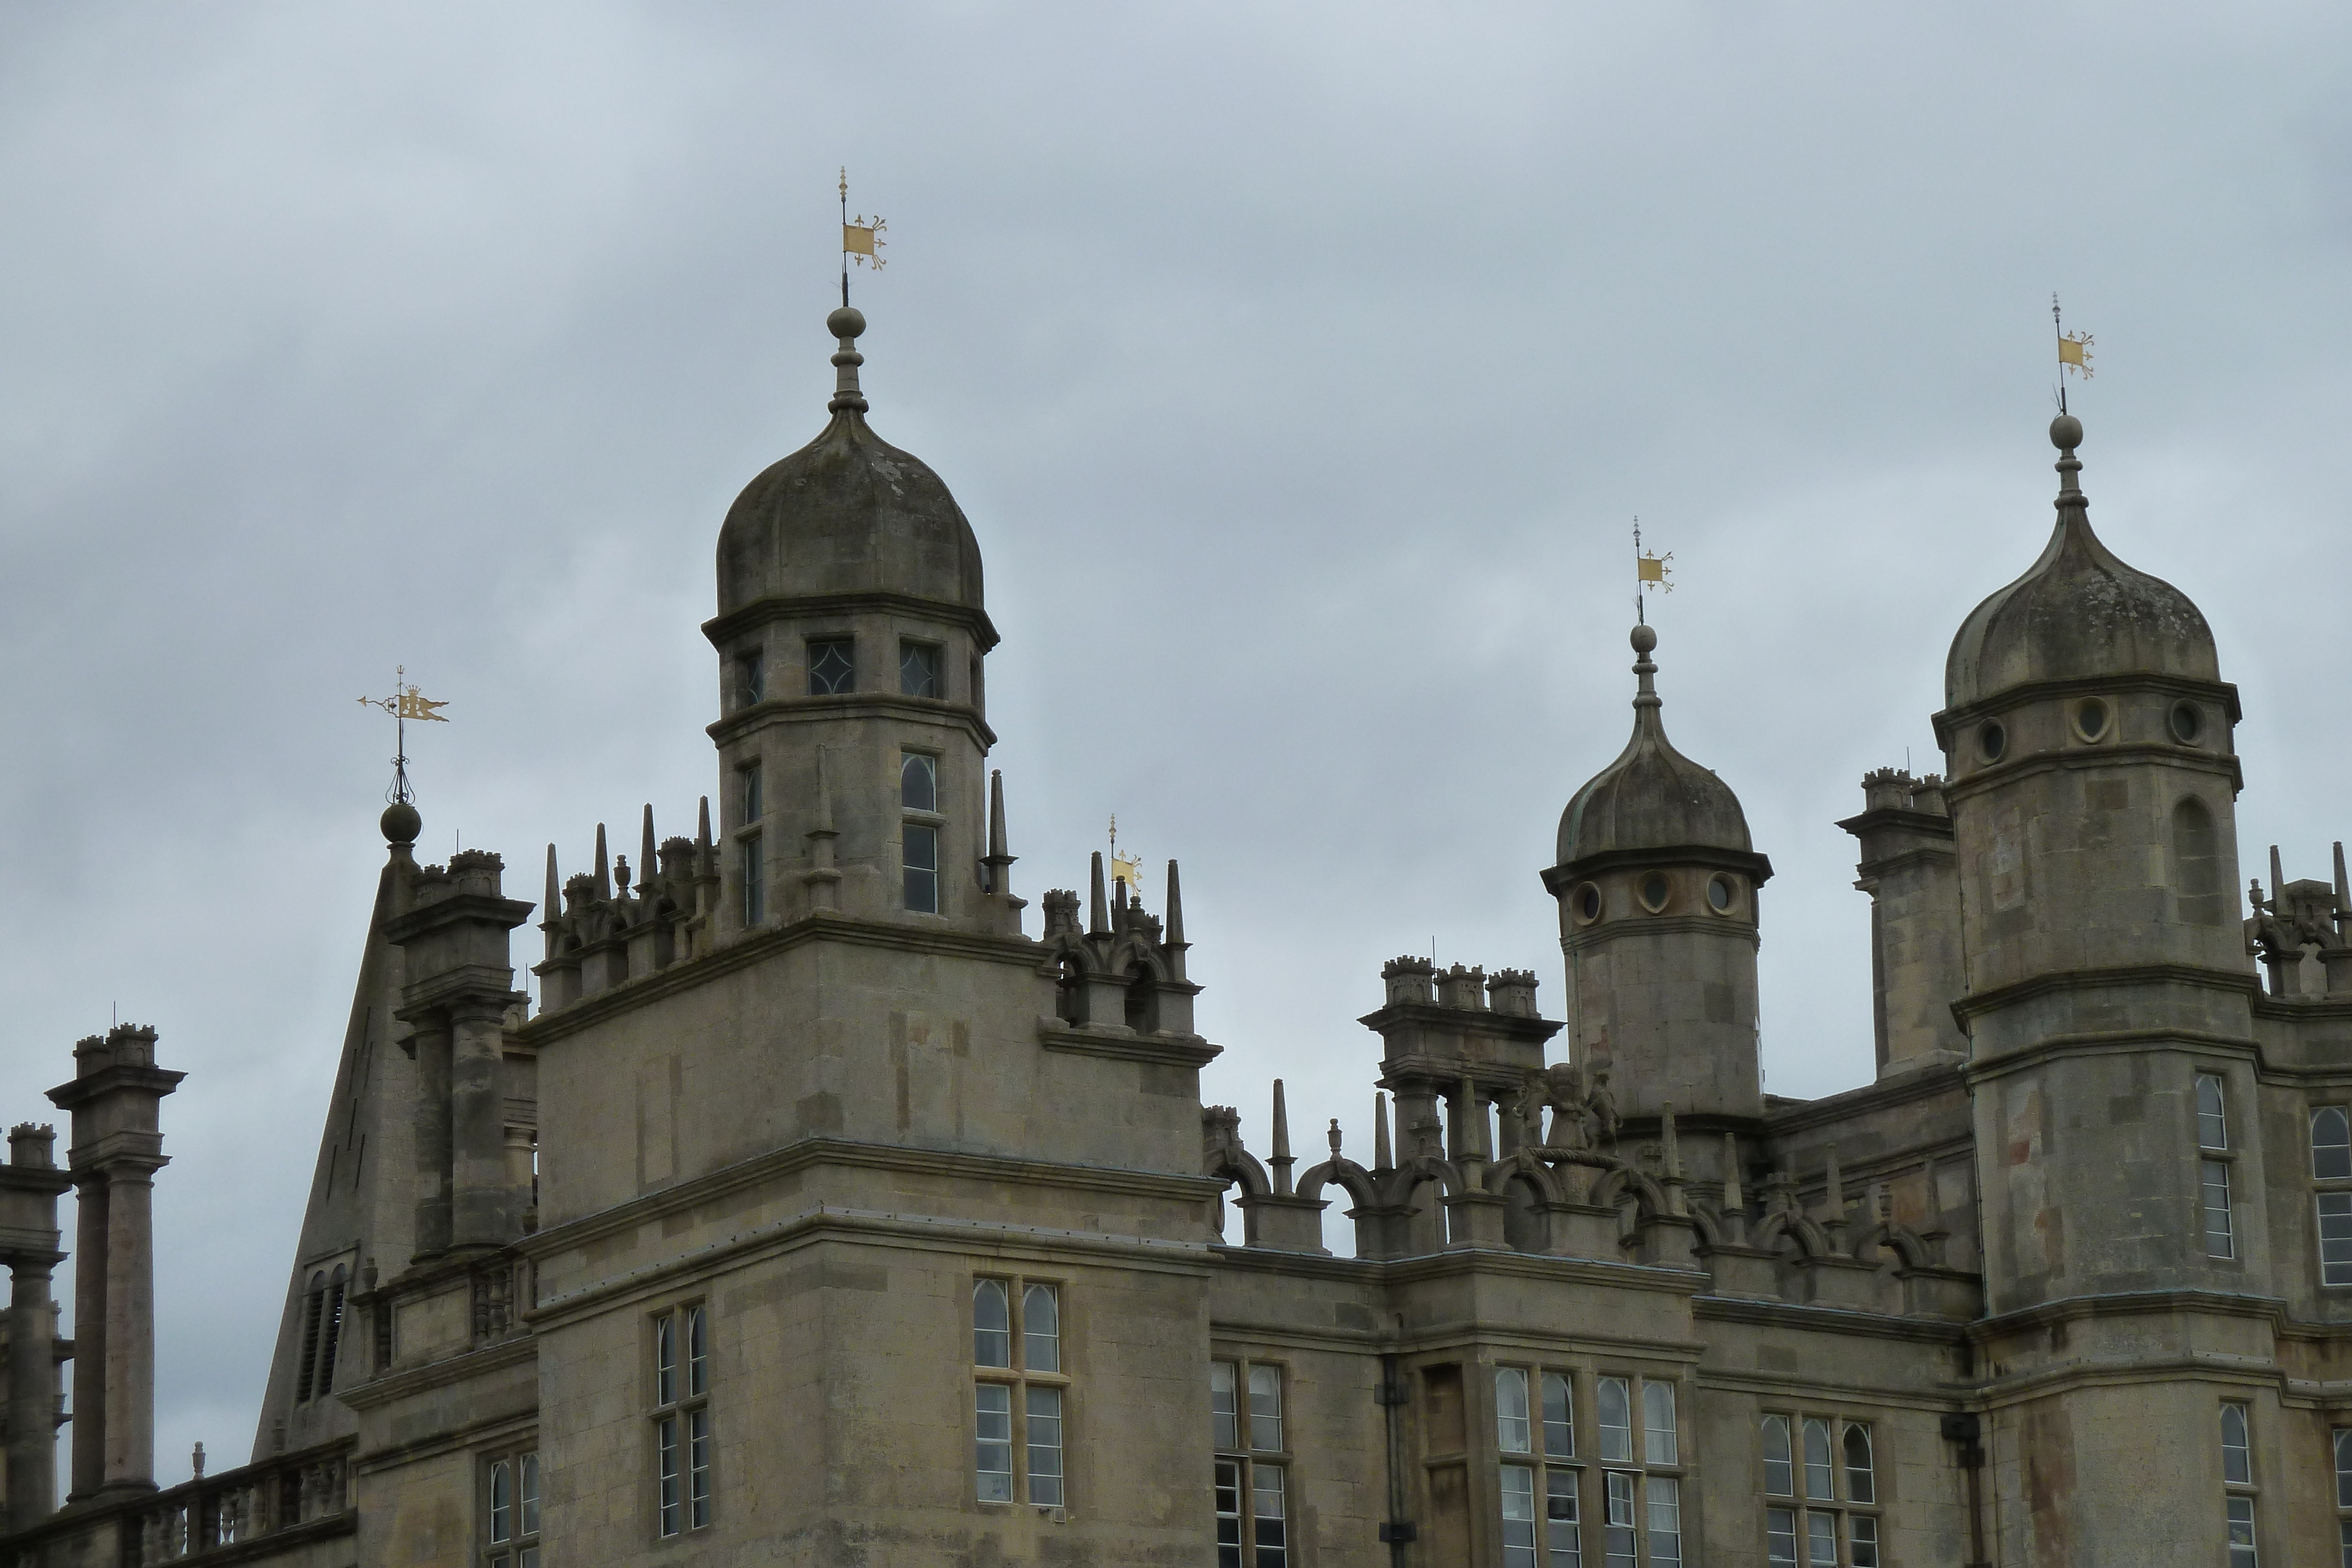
[{"xmin": 535, "ymin": 804, "xmax": 723, "ymax": 1011}]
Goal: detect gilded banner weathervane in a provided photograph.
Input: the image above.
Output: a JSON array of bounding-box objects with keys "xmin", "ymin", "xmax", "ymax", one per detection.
[{"xmin": 358, "ymin": 665, "xmax": 449, "ymax": 805}]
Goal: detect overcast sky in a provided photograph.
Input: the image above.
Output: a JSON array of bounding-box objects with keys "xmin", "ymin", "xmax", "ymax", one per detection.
[{"xmin": 2, "ymin": 1, "xmax": 2347, "ymax": 1482}]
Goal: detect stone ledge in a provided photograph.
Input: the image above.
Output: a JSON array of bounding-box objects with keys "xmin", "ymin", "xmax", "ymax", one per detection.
[{"xmin": 1036, "ymin": 1020, "xmax": 1220, "ymax": 1068}]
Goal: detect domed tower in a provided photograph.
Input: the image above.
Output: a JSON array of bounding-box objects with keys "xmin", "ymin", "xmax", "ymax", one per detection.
[
  {"xmin": 1542, "ymin": 623, "xmax": 1773, "ymax": 1124},
  {"xmin": 704, "ymin": 306, "xmax": 1015, "ymax": 937},
  {"xmin": 1939, "ymin": 412, "xmax": 2253, "ymax": 1306}
]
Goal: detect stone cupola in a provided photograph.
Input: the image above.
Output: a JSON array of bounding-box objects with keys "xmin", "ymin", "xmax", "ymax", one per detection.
[{"xmin": 1542, "ymin": 624, "xmax": 1770, "ymax": 1125}]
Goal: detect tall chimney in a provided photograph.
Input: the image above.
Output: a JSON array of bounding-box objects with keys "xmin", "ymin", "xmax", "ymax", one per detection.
[{"xmin": 0, "ymin": 1122, "xmax": 70, "ymax": 1527}]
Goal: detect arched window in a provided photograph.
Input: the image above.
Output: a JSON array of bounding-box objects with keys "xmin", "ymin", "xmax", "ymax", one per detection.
[
  {"xmin": 295, "ymin": 1271, "xmax": 326, "ymax": 1402},
  {"xmin": 315, "ymin": 1265, "xmax": 348, "ymax": 1396},
  {"xmin": 1760, "ymin": 1414, "xmax": 1793, "ymax": 1495},
  {"xmin": 1844, "ymin": 1422, "xmax": 1875, "ymax": 1502},
  {"xmin": 1124, "ymin": 964, "xmax": 1155, "ymax": 1033},
  {"xmin": 2315, "ymin": 1108, "xmax": 2352, "ymax": 1180},
  {"xmin": 2172, "ymin": 798, "xmax": 2225, "ymax": 927},
  {"xmin": 1055, "ymin": 955, "xmax": 1086, "ymax": 1025},
  {"xmin": 973, "ymin": 1279, "xmax": 1010, "ymax": 1368},
  {"xmin": 1802, "ymin": 1416, "xmax": 1834, "ymax": 1500}
]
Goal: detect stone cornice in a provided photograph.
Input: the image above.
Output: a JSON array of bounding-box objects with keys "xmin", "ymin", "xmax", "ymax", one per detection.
[
  {"xmin": 1036, "ymin": 1020, "xmax": 1221, "ymax": 1068},
  {"xmin": 1355, "ymin": 1002, "xmax": 1564, "ymax": 1047},
  {"xmin": 1210, "ymin": 1239, "xmax": 1710, "ymax": 1299},
  {"xmin": 1693, "ymin": 1293, "xmax": 1972, "ymax": 1345},
  {"xmin": 704, "ymin": 691, "xmax": 997, "ymax": 751},
  {"xmin": 516, "ymin": 912, "xmax": 1045, "ymax": 1045},
  {"xmin": 1541, "ymin": 844, "xmax": 1775, "ymax": 893},
  {"xmin": 1962, "ymin": 1027, "xmax": 2259, "ymax": 1086},
  {"xmin": 1762, "ymin": 1060, "xmax": 1970, "ymax": 1136},
  {"xmin": 382, "ymin": 892, "xmax": 537, "ymax": 946},
  {"xmin": 1933, "ymin": 670, "xmax": 2242, "ymax": 739},
  {"xmin": 522, "ymin": 1134, "xmax": 1223, "ymax": 1259},
  {"xmin": 1967, "ymin": 1286, "xmax": 2295, "ymax": 1345},
  {"xmin": 1950, "ymin": 961, "xmax": 2260, "ymax": 1024},
  {"xmin": 1936, "ymin": 738, "xmax": 2243, "ymax": 804},
  {"xmin": 45, "ymin": 1064, "xmax": 183, "ymax": 1114},
  {"xmin": 336, "ymin": 1332, "xmax": 537, "ymax": 1413},
  {"xmin": 703, "ymin": 589, "xmax": 1002, "ymax": 654}
]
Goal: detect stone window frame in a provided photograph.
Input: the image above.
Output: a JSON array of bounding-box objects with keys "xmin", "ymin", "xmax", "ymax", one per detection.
[
  {"xmin": 2309, "ymin": 1102, "xmax": 2352, "ymax": 1289},
  {"xmin": 294, "ymin": 1255, "xmax": 353, "ymax": 1404},
  {"xmin": 2195, "ymin": 1071, "xmax": 2239, "ymax": 1262},
  {"xmin": 483, "ymin": 1443, "xmax": 540, "ymax": 1568},
  {"xmin": 649, "ymin": 1300, "xmax": 711, "ymax": 1540},
  {"xmin": 2328, "ymin": 1426, "xmax": 2352, "ymax": 1564},
  {"xmin": 1491, "ymin": 1362, "xmax": 1583, "ymax": 1566},
  {"xmin": 804, "ymin": 634, "xmax": 856, "ymax": 697},
  {"xmin": 736, "ymin": 831, "xmax": 764, "ymax": 928},
  {"xmin": 1212, "ymin": 1353, "xmax": 1292, "ymax": 1567},
  {"xmin": 1758, "ymin": 1410, "xmax": 1882, "ymax": 1567},
  {"xmin": 1588, "ymin": 1370, "xmax": 1685, "ymax": 1568},
  {"xmin": 901, "ymin": 748, "xmax": 945, "ymax": 916},
  {"xmin": 898, "ymin": 637, "xmax": 944, "ymax": 700},
  {"xmin": 2219, "ymin": 1399, "xmax": 2259, "ymax": 1566},
  {"xmin": 732, "ymin": 644, "xmax": 764, "ymax": 710},
  {"xmin": 972, "ymin": 1275, "xmax": 1071, "ymax": 1511}
]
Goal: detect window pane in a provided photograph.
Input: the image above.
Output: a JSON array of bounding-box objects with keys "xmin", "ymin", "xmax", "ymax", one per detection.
[
  {"xmin": 1603, "ymin": 1472, "xmax": 1637, "ymax": 1568},
  {"xmin": 688, "ymin": 1407, "xmax": 711, "ymax": 1529},
  {"xmin": 1598, "ymin": 1377, "xmax": 1632, "ymax": 1462},
  {"xmin": 975, "ymin": 1384, "xmax": 1013, "ymax": 1502},
  {"xmin": 1211, "ymin": 1360, "xmax": 1239, "ymax": 1451},
  {"xmin": 1252, "ymin": 1461, "xmax": 1288, "ymax": 1568},
  {"xmin": 2198, "ymin": 1074, "xmax": 2229, "ymax": 1149},
  {"xmin": 739, "ymin": 835, "xmax": 764, "ymax": 926},
  {"xmin": 1643, "ymin": 1382, "xmax": 1677, "ymax": 1466},
  {"xmin": 520, "ymin": 1454, "xmax": 539, "ymax": 1537},
  {"xmin": 2221, "ymin": 1402, "xmax": 2251, "ymax": 1485},
  {"xmin": 1807, "ymin": 1510, "xmax": 1838, "ymax": 1566},
  {"xmin": 1024, "ymin": 1284, "xmax": 1060, "ymax": 1372},
  {"xmin": 1496, "ymin": 1368, "xmax": 1532, "ymax": 1454},
  {"xmin": 489, "ymin": 1460, "xmax": 512, "ymax": 1543},
  {"xmin": 1027, "ymin": 1386, "xmax": 1065, "ymax": 1507},
  {"xmin": 1249, "ymin": 1365, "xmax": 1284, "ymax": 1452},
  {"xmin": 1546, "ymin": 1468, "xmax": 1581, "ymax": 1563},
  {"xmin": 1803, "ymin": 1417, "xmax": 1833, "ymax": 1500},
  {"xmin": 654, "ymin": 1313, "xmax": 677, "ymax": 1406},
  {"xmin": 2320, "ymin": 1194, "xmax": 2352, "ymax": 1286},
  {"xmin": 1843, "ymin": 1422, "xmax": 1875, "ymax": 1503},
  {"xmin": 1766, "ymin": 1507, "xmax": 1798, "ymax": 1567},
  {"xmin": 1850, "ymin": 1513, "xmax": 1880, "ymax": 1568},
  {"xmin": 2227, "ymin": 1495, "xmax": 2258, "ymax": 1568},
  {"xmin": 736, "ymin": 651, "xmax": 763, "ymax": 706},
  {"xmin": 1214, "ymin": 1459, "xmax": 1244, "ymax": 1568},
  {"xmin": 2316, "ymin": 1108, "xmax": 2352, "ymax": 1179},
  {"xmin": 905, "ymin": 824, "xmax": 940, "ymax": 914},
  {"xmin": 657, "ymin": 1415, "xmax": 680, "ymax": 1536},
  {"xmin": 901, "ymin": 752, "xmax": 938, "ymax": 812},
  {"xmin": 1542, "ymin": 1371, "xmax": 1575, "ymax": 1457},
  {"xmin": 1762, "ymin": 1414, "xmax": 1794, "ymax": 1496},
  {"xmin": 808, "ymin": 638, "xmax": 854, "ymax": 696},
  {"xmin": 2205, "ymin": 1159, "xmax": 2236, "ymax": 1258},
  {"xmin": 1646, "ymin": 1475, "xmax": 1682, "ymax": 1567},
  {"xmin": 740, "ymin": 763, "xmax": 762, "ymax": 824},
  {"xmin": 2339, "ymin": 1518, "xmax": 2351, "ymax": 1568},
  {"xmin": 901, "ymin": 641, "xmax": 942, "ymax": 699},
  {"xmin": 974, "ymin": 1279, "xmax": 1010, "ymax": 1367},
  {"xmin": 1500, "ymin": 1464, "xmax": 1538, "ymax": 1568},
  {"xmin": 686, "ymin": 1305, "xmax": 707, "ymax": 1397},
  {"xmin": 2336, "ymin": 1427, "xmax": 2352, "ymax": 1509}
]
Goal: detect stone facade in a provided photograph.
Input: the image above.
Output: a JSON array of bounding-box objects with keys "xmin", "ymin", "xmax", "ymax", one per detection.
[{"xmin": 0, "ymin": 316, "xmax": 2347, "ymax": 1568}]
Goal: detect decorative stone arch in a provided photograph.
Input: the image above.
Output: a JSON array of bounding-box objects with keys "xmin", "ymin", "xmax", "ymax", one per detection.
[
  {"xmin": 1295, "ymin": 1158, "xmax": 1380, "ymax": 1211},
  {"xmin": 1751, "ymin": 1209, "xmax": 1833, "ymax": 1261}
]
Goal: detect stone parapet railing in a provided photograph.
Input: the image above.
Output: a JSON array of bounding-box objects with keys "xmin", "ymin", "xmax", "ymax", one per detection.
[{"xmin": 1, "ymin": 1436, "xmax": 355, "ymax": 1568}]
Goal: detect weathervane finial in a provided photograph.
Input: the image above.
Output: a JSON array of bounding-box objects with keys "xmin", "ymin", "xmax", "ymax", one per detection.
[
  {"xmin": 2053, "ymin": 293, "xmax": 2094, "ymax": 413},
  {"xmin": 1632, "ymin": 516, "xmax": 1673, "ymax": 626},
  {"xmin": 357, "ymin": 664, "xmax": 450, "ymax": 807},
  {"xmin": 838, "ymin": 169, "xmax": 886, "ymax": 308}
]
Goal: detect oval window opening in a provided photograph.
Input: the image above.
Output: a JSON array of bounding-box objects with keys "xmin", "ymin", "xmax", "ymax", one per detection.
[
  {"xmin": 1639, "ymin": 873, "xmax": 1671, "ymax": 912},
  {"xmin": 1979, "ymin": 720, "xmax": 2007, "ymax": 763},
  {"xmin": 2171, "ymin": 701, "xmax": 2202, "ymax": 744},
  {"xmin": 1575, "ymin": 884, "xmax": 1602, "ymax": 923},
  {"xmin": 2074, "ymin": 697, "xmax": 2110, "ymax": 742},
  {"xmin": 1708, "ymin": 876, "xmax": 1733, "ymax": 913}
]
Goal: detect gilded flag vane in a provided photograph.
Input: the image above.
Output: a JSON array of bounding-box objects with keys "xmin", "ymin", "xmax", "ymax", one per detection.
[
  {"xmin": 1108, "ymin": 815, "xmax": 1142, "ymax": 898},
  {"xmin": 1633, "ymin": 516, "xmax": 1673, "ymax": 624},
  {"xmin": 839, "ymin": 168, "xmax": 886, "ymax": 306},
  {"xmin": 357, "ymin": 665, "xmax": 450, "ymax": 805},
  {"xmin": 2053, "ymin": 293, "xmax": 2093, "ymax": 410}
]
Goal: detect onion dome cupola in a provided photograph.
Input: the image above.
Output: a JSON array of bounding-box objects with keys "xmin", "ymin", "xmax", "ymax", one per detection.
[
  {"xmin": 1542, "ymin": 624, "xmax": 1771, "ymax": 1125},
  {"xmin": 703, "ymin": 307, "xmax": 1018, "ymax": 940},
  {"xmin": 1937, "ymin": 413, "xmax": 2238, "ymax": 777}
]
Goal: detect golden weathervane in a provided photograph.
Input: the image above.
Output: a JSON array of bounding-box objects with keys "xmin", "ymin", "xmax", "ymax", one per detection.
[
  {"xmin": 839, "ymin": 168, "xmax": 886, "ymax": 306},
  {"xmin": 2054, "ymin": 293, "xmax": 2093, "ymax": 409},
  {"xmin": 358, "ymin": 665, "xmax": 449, "ymax": 805},
  {"xmin": 1633, "ymin": 516, "xmax": 1673, "ymax": 623}
]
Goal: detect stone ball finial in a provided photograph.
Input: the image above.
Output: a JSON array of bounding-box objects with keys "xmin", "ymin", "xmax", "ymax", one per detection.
[
  {"xmin": 382, "ymin": 800, "xmax": 422, "ymax": 846},
  {"xmin": 827, "ymin": 305, "xmax": 866, "ymax": 341},
  {"xmin": 2050, "ymin": 411, "xmax": 2083, "ymax": 451},
  {"xmin": 1630, "ymin": 622, "xmax": 1658, "ymax": 654}
]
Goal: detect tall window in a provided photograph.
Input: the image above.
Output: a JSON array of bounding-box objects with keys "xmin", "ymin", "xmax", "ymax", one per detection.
[
  {"xmin": 902, "ymin": 752, "xmax": 941, "ymax": 914},
  {"xmin": 807, "ymin": 637, "xmax": 854, "ymax": 696},
  {"xmin": 977, "ymin": 1278, "xmax": 1068, "ymax": 1508},
  {"xmin": 734, "ymin": 648, "xmax": 764, "ymax": 708},
  {"xmin": 486, "ymin": 1449, "xmax": 540, "ymax": 1568},
  {"xmin": 900, "ymin": 640, "xmax": 942, "ymax": 698},
  {"xmin": 2317, "ymin": 1107, "xmax": 2352, "ymax": 1289},
  {"xmin": 1496, "ymin": 1366, "xmax": 1577, "ymax": 1567},
  {"xmin": 296, "ymin": 1264, "xmax": 349, "ymax": 1402},
  {"xmin": 1214, "ymin": 1358, "xmax": 1288, "ymax": 1567},
  {"xmin": 652, "ymin": 1303, "xmax": 709, "ymax": 1537},
  {"xmin": 2199, "ymin": 1074, "xmax": 2236, "ymax": 1259},
  {"xmin": 2331, "ymin": 1427, "xmax": 2352, "ymax": 1566},
  {"xmin": 2316, "ymin": 1108, "xmax": 2352, "ymax": 1179},
  {"xmin": 739, "ymin": 834, "xmax": 764, "ymax": 926},
  {"xmin": 1583, "ymin": 1374, "xmax": 1676, "ymax": 1567},
  {"xmin": 1762, "ymin": 1412, "xmax": 1879, "ymax": 1566},
  {"xmin": 2222, "ymin": 1402, "xmax": 2259, "ymax": 1566},
  {"xmin": 739, "ymin": 761, "xmax": 763, "ymax": 827}
]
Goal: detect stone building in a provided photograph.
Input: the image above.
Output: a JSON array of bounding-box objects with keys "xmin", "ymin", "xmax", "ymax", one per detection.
[{"xmin": 0, "ymin": 302, "xmax": 2347, "ymax": 1568}]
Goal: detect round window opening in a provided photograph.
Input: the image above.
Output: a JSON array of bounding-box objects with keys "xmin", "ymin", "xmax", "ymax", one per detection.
[
  {"xmin": 1979, "ymin": 720, "xmax": 2007, "ymax": 763},
  {"xmin": 1575, "ymin": 883, "xmax": 1602, "ymax": 923},
  {"xmin": 2170, "ymin": 701, "xmax": 2202, "ymax": 745},
  {"xmin": 2074, "ymin": 697, "xmax": 2110, "ymax": 742},
  {"xmin": 1707, "ymin": 875, "xmax": 1733, "ymax": 913},
  {"xmin": 1639, "ymin": 873, "xmax": 1671, "ymax": 912}
]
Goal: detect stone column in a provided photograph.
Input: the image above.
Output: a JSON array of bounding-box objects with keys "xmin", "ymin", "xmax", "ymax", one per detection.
[
  {"xmin": 449, "ymin": 1004, "xmax": 515, "ymax": 1246},
  {"xmin": 410, "ymin": 1026, "xmax": 453, "ymax": 1256},
  {"xmin": 66, "ymin": 1169, "xmax": 106, "ymax": 1501},
  {"xmin": 101, "ymin": 1161, "xmax": 159, "ymax": 1490},
  {"xmin": 0, "ymin": 1122, "xmax": 71, "ymax": 1529}
]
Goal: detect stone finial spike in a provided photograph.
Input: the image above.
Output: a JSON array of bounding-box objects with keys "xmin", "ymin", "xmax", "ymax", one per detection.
[
  {"xmin": 827, "ymin": 305, "xmax": 868, "ymax": 416},
  {"xmin": 2271, "ymin": 845, "xmax": 2287, "ymax": 908},
  {"xmin": 640, "ymin": 806, "xmax": 658, "ymax": 893},
  {"xmin": 594, "ymin": 824, "xmax": 611, "ymax": 900},
  {"xmin": 988, "ymin": 771, "xmax": 1009, "ymax": 861},
  {"xmin": 1088, "ymin": 852, "xmax": 1110, "ymax": 935},
  {"xmin": 1165, "ymin": 860, "xmax": 1187, "ymax": 947},
  {"xmin": 1327, "ymin": 1118, "xmax": 1342, "ymax": 1159},
  {"xmin": 1269, "ymin": 1079, "xmax": 1294, "ymax": 1196},
  {"xmin": 543, "ymin": 844, "xmax": 559, "ymax": 914},
  {"xmin": 1823, "ymin": 1148, "xmax": 1846, "ymax": 1233},
  {"xmin": 1720, "ymin": 1132, "xmax": 1743, "ymax": 1211},
  {"xmin": 2334, "ymin": 842, "xmax": 2348, "ymax": 917},
  {"xmin": 697, "ymin": 795, "xmax": 713, "ymax": 850},
  {"xmin": 1374, "ymin": 1092, "xmax": 1393, "ymax": 1172},
  {"xmin": 813, "ymin": 747, "xmax": 836, "ymax": 834}
]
